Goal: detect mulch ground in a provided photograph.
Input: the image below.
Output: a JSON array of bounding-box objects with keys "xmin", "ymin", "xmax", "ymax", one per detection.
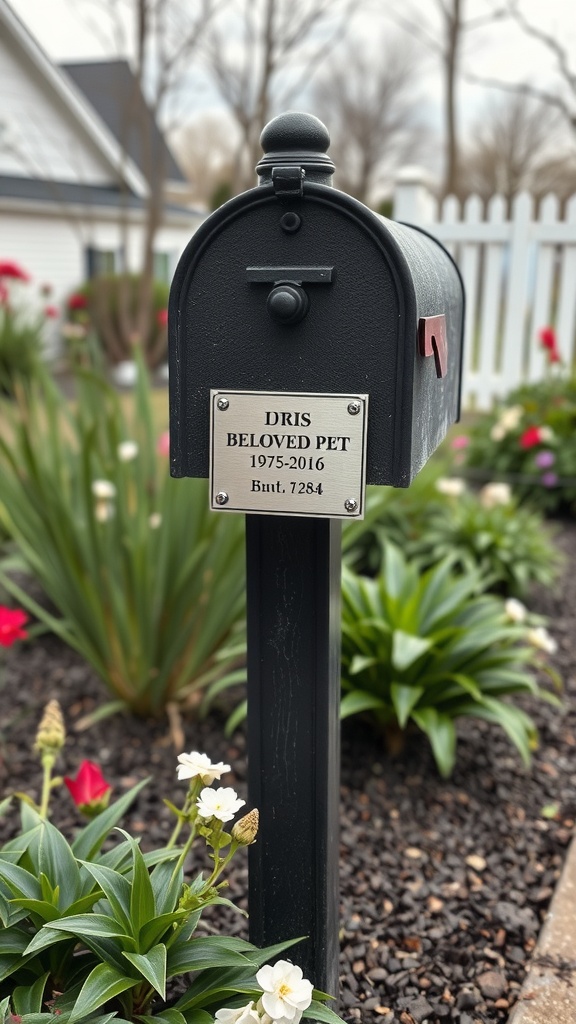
[{"xmin": 2, "ymin": 521, "xmax": 576, "ymax": 1024}]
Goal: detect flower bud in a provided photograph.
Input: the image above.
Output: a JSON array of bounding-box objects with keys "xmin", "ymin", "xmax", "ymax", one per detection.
[
  {"xmin": 232, "ymin": 808, "xmax": 259, "ymax": 845},
  {"xmin": 34, "ymin": 699, "xmax": 65, "ymax": 755}
]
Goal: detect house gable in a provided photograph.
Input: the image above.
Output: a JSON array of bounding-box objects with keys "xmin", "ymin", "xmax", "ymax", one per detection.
[{"xmin": 0, "ymin": 0, "xmax": 147, "ymax": 196}]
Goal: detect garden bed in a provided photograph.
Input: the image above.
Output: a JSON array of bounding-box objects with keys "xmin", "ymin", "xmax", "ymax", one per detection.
[{"xmin": 1, "ymin": 522, "xmax": 575, "ymax": 1024}]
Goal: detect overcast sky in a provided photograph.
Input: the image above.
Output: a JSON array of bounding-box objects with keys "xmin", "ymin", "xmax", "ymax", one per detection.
[{"xmin": 7, "ymin": 0, "xmax": 576, "ymax": 146}]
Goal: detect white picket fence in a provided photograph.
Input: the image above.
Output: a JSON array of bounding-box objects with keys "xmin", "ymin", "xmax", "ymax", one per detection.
[{"xmin": 393, "ymin": 170, "xmax": 576, "ymax": 411}]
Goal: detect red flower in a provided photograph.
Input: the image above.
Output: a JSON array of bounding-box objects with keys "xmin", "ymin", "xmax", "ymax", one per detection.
[
  {"xmin": 538, "ymin": 326, "xmax": 561, "ymax": 364},
  {"xmin": 68, "ymin": 293, "xmax": 88, "ymax": 310},
  {"xmin": 539, "ymin": 327, "xmax": 557, "ymax": 350},
  {"xmin": 44, "ymin": 305, "xmax": 59, "ymax": 319},
  {"xmin": 157, "ymin": 308, "xmax": 168, "ymax": 327},
  {"xmin": 64, "ymin": 760, "xmax": 112, "ymax": 816},
  {"xmin": 0, "ymin": 606, "xmax": 28, "ymax": 647},
  {"xmin": 519, "ymin": 426, "xmax": 543, "ymax": 449},
  {"xmin": 0, "ymin": 260, "xmax": 30, "ymax": 281}
]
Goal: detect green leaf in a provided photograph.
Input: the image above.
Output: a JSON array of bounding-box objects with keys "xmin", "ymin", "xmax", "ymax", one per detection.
[
  {"xmin": 391, "ymin": 630, "xmax": 432, "ymax": 671},
  {"xmin": 38, "ymin": 819, "xmax": 81, "ymax": 909},
  {"xmin": 303, "ymin": 999, "xmax": 344, "ymax": 1023},
  {"xmin": 79, "ymin": 861, "xmax": 133, "ymax": 935},
  {"xmin": 340, "ymin": 690, "xmax": 386, "ymax": 719},
  {"xmin": 167, "ymin": 938, "xmax": 254, "ymax": 976},
  {"xmin": 138, "ymin": 1013, "xmax": 188, "ymax": 1024},
  {"xmin": 390, "ymin": 682, "xmax": 424, "ymax": 728},
  {"xmin": 23, "ymin": 926, "xmax": 74, "ymax": 958},
  {"xmin": 68, "ymin": 962, "xmax": 139, "ymax": 1024},
  {"xmin": 45, "ymin": 912, "xmax": 135, "ymax": 945},
  {"xmin": 72, "ymin": 779, "xmax": 149, "ymax": 861},
  {"xmin": 12, "ymin": 972, "xmax": 50, "ymax": 1014},
  {"xmin": 348, "ymin": 654, "xmax": 378, "ymax": 675},
  {"xmin": 181, "ymin": 1012, "xmax": 213, "ymax": 1024},
  {"xmin": 0, "ymin": 860, "xmax": 42, "ymax": 899},
  {"xmin": 119, "ymin": 832, "xmax": 156, "ymax": 940},
  {"xmin": 412, "ymin": 708, "xmax": 457, "ymax": 778},
  {"xmin": 123, "ymin": 943, "xmax": 166, "ymax": 998}
]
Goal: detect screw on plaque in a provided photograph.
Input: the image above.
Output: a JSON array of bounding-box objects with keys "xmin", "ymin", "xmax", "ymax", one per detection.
[
  {"xmin": 217, "ymin": 397, "xmax": 229, "ymax": 411},
  {"xmin": 215, "ymin": 491, "xmax": 229, "ymax": 505},
  {"xmin": 344, "ymin": 498, "xmax": 358, "ymax": 513},
  {"xmin": 347, "ymin": 401, "xmax": 361, "ymax": 415}
]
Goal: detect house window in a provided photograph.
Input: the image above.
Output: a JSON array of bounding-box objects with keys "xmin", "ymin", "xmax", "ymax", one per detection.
[{"xmin": 85, "ymin": 247, "xmax": 119, "ymax": 278}]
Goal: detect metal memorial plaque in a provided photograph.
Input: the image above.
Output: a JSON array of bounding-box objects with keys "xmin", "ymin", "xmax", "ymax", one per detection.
[{"xmin": 210, "ymin": 390, "xmax": 369, "ymax": 519}]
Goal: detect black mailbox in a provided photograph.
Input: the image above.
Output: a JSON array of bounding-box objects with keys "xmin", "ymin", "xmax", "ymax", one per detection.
[{"xmin": 169, "ymin": 111, "xmax": 464, "ymax": 495}]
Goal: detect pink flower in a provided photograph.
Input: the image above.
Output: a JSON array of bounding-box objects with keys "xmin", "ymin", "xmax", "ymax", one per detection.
[
  {"xmin": 541, "ymin": 472, "xmax": 558, "ymax": 488},
  {"xmin": 44, "ymin": 305, "xmax": 59, "ymax": 319},
  {"xmin": 157, "ymin": 308, "xmax": 168, "ymax": 327},
  {"xmin": 450, "ymin": 434, "xmax": 469, "ymax": 450},
  {"xmin": 157, "ymin": 430, "xmax": 170, "ymax": 457},
  {"xmin": 0, "ymin": 606, "xmax": 28, "ymax": 647},
  {"xmin": 519, "ymin": 426, "xmax": 543, "ymax": 449},
  {"xmin": 0, "ymin": 260, "xmax": 30, "ymax": 281},
  {"xmin": 68, "ymin": 293, "xmax": 87, "ymax": 310},
  {"xmin": 64, "ymin": 760, "xmax": 112, "ymax": 816}
]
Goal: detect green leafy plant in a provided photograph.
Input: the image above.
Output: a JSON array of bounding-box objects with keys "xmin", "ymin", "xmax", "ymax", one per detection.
[
  {"xmin": 0, "ymin": 356, "xmax": 246, "ymax": 719},
  {"xmin": 0, "ymin": 260, "xmax": 56, "ymax": 393},
  {"xmin": 460, "ymin": 332, "xmax": 576, "ymax": 514},
  {"xmin": 341, "ymin": 544, "xmax": 560, "ymax": 777},
  {"xmin": 375, "ymin": 480, "xmax": 558, "ymax": 598},
  {"xmin": 0, "ymin": 702, "xmax": 341, "ymax": 1024},
  {"xmin": 65, "ymin": 275, "xmax": 169, "ymax": 369}
]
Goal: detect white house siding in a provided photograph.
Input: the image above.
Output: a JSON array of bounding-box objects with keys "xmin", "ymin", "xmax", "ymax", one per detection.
[
  {"xmin": 0, "ymin": 35, "xmax": 116, "ymax": 185},
  {"xmin": 0, "ymin": 203, "xmax": 204, "ymax": 355}
]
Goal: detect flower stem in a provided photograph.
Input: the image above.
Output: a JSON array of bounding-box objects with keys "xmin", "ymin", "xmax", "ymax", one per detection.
[{"xmin": 39, "ymin": 754, "xmax": 55, "ymax": 818}]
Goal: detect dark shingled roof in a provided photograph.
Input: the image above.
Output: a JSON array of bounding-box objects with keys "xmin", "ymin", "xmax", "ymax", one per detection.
[{"xmin": 61, "ymin": 60, "xmax": 187, "ymax": 185}]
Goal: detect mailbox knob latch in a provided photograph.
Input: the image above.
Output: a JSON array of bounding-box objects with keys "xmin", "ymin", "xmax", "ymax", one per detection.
[{"xmin": 267, "ymin": 283, "xmax": 309, "ymax": 325}]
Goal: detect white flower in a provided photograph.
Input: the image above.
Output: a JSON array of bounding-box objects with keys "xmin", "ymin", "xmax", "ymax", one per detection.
[
  {"xmin": 435, "ymin": 477, "xmax": 466, "ymax": 497},
  {"xmin": 196, "ymin": 786, "xmax": 245, "ymax": 822},
  {"xmin": 118, "ymin": 440, "xmax": 139, "ymax": 462},
  {"xmin": 490, "ymin": 424, "xmax": 506, "ymax": 442},
  {"xmin": 215, "ymin": 1002, "xmax": 261, "ymax": 1024},
  {"xmin": 176, "ymin": 751, "xmax": 230, "ymax": 783},
  {"xmin": 256, "ymin": 960, "xmax": 313, "ymax": 1022},
  {"xmin": 94, "ymin": 500, "xmax": 115, "ymax": 522},
  {"xmin": 505, "ymin": 598, "xmax": 528, "ymax": 623},
  {"xmin": 499, "ymin": 405, "xmax": 524, "ymax": 431},
  {"xmin": 526, "ymin": 626, "xmax": 558, "ymax": 655},
  {"xmin": 258, "ymin": 1005, "xmax": 302, "ymax": 1024},
  {"xmin": 479, "ymin": 482, "xmax": 512, "ymax": 509},
  {"xmin": 539, "ymin": 426, "xmax": 555, "ymax": 442},
  {"xmin": 91, "ymin": 479, "xmax": 116, "ymax": 500},
  {"xmin": 149, "ymin": 513, "xmax": 162, "ymax": 529}
]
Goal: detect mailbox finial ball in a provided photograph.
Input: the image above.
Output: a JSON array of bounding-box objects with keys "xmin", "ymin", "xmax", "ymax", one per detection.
[{"xmin": 257, "ymin": 110, "xmax": 335, "ymax": 185}]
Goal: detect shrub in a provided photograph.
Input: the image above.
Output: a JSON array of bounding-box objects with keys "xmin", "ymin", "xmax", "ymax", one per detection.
[
  {"xmin": 343, "ymin": 467, "xmax": 559, "ymax": 598},
  {"xmin": 65, "ymin": 274, "xmax": 169, "ymax": 369},
  {"xmin": 341, "ymin": 544, "xmax": 560, "ymax": 777},
  {"xmin": 0, "ymin": 701, "xmax": 341, "ymax": 1024},
  {"xmin": 0, "ymin": 260, "xmax": 56, "ymax": 392},
  {"xmin": 460, "ymin": 343, "xmax": 576, "ymax": 515},
  {"xmin": 0, "ymin": 356, "xmax": 246, "ymax": 719}
]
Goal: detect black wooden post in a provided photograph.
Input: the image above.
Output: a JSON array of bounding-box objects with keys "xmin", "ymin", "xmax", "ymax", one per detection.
[{"xmin": 246, "ymin": 514, "xmax": 341, "ymax": 998}]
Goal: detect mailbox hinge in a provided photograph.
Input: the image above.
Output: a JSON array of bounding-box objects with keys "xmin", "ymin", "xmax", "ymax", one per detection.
[{"xmin": 271, "ymin": 165, "xmax": 305, "ymax": 198}]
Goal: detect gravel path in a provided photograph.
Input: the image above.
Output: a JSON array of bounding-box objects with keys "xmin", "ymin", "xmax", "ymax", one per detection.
[{"xmin": 1, "ymin": 523, "xmax": 575, "ymax": 1024}]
